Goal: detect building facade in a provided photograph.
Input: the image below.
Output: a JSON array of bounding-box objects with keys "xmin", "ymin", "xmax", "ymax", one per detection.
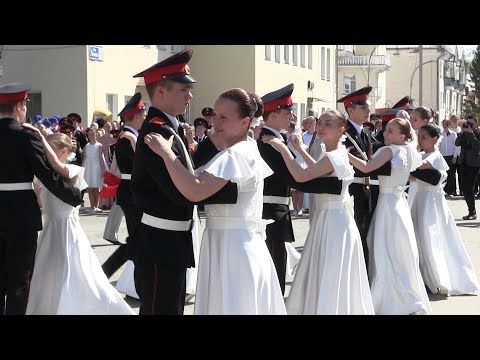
[
  {"xmin": 386, "ymin": 45, "xmax": 467, "ymax": 121},
  {"xmin": 336, "ymin": 45, "xmax": 390, "ymax": 113},
  {"xmin": 0, "ymin": 45, "xmax": 338, "ymax": 127}
]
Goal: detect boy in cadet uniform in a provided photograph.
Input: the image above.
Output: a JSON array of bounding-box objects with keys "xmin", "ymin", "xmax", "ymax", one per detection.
[
  {"xmin": 257, "ymin": 83, "xmax": 343, "ymax": 294},
  {"xmin": 0, "ymin": 82, "xmax": 82, "ymax": 315},
  {"xmin": 131, "ymin": 49, "xmax": 238, "ymax": 315}
]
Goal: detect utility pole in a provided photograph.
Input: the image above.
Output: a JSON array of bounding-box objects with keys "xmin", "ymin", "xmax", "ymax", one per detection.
[{"xmin": 419, "ymin": 45, "xmax": 423, "ymax": 106}]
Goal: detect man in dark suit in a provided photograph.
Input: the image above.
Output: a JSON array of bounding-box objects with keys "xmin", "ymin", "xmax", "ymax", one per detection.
[
  {"xmin": 257, "ymin": 83, "xmax": 343, "ymax": 294},
  {"xmin": 456, "ymin": 113, "xmax": 480, "ymax": 220},
  {"xmin": 102, "ymin": 93, "xmax": 146, "ymax": 280},
  {"xmin": 337, "ymin": 86, "xmax": 391, "ymax": 271},
  {"xmin": 131, "ymin": 49, "xmax": 238, "ymax": 315},
  {"xmin": 0, "ymin": 82, "xmax": 82, "ymax": 315}
]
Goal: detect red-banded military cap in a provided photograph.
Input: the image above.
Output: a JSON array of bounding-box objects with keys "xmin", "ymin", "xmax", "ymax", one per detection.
[
  {"xmin": 59, "ymin": 124, "xmax": 75, "ymax": 134},
  {"xmin": 337, "ymin": 86, "xmax": 372, "ymax": 107},
  {"xmin": 262, "ymin": 83, "xmax": 295, "ymax": 113},
  {"xmin": 118, "ymin": 92, "xmax": 145, "ymax": 119},
  {"xmin": 59, "ymin": 117, "xmax": 74, "ymax": 128},
  {"xmin": 133, "ymin": 48, "xmax": 196, "ymax": 85},
  {"xmin": 0, "ymin": 81, "xmax": 31, "ymax": 102},
  {"xmin": 392, "ymin": 96, "xmax": 414, "ymax": 110},
  {"xmin": 110, "ymin": 129, "xmax": 121, "ymax": 138},
  {"xmin": 379, "ymin": 96, "xmax": 415, "ymax": 122},
  {"xmin": 202, "ymin": 107, "xmax": 214, "ymax": 117},
  {"xmin": 193, "ymin": 117, "xmax": 208, "ymax": 128},
  {"xmin": 67, "ymin": 113, "xmax": 82, "ymax": 124}
]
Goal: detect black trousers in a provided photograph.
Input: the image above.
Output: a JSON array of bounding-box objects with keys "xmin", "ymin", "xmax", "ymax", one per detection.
[
  {"xmin": 265, "ymin": 238, "xmax": 287, "ymax": 295},
  {"xmin": 443, "ymin": 156, "xmax": 456, "ymax": 195},
  {"xmin": 350, "ymin": 183, "xmax": 372, "ymax": 271},
  {"xmin": 462, "ymin": 165, "xmax": 480, "ymax": 214},
  {"xmin": 451, "ymin": 161, "xmax": 463, "ymax": 195},
  {"xmin": 0, "ymin": 229, "xmax": 37, "ymax": 315},
  {"xmin": 102, "ymin": 204, "xmax": 142, "ymax": 279},
  {"xmin": 135, "ymin": 262, "xmax": 186, "ymax": 315}
]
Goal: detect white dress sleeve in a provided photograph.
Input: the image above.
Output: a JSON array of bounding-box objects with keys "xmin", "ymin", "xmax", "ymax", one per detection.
[
  {"xmin": 424, "ymin": 151, "xmax": 449, "ymax": 171},
  {"xmin": 66, "ymin": 164, "xmax": 89, "ymax": 191},
  {"xmin": 324, "ymin": 147, "xmax": 354, "ymax": 180},
  {"xmin": 202, "ymin": 141, "xmax": 272, "ymax": 192}
]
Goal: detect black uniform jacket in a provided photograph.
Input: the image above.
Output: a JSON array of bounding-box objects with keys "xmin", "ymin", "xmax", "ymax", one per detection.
[
  {"xmin": 115, "ymin": 127, "xmax": 136, "ymax": 207},
  {"xmin": 344, "ymin": 120, "xmax": 391, "ymax": 179},
  {"xmin": 192, "ymin": 136, "xmax": 217, "ymax": 169},
  {"xmin": 0, "ymin": 118, "xmax": 82, "ymax": 231},
  {"xmin": 131, "ymin": 107, "xmax": 237, "ymax": 266},
  {"xmin": 257, "ymin": 127, "xmax": 343, "ymax": 243}
]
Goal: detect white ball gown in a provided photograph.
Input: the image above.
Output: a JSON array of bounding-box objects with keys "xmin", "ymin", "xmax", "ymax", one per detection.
[
  {"xmin": 367, "ymin": 144, "xmax": 431, "ymax": 315},
  {"xmin": 26, "ymin": 164, "xmax": 135, "ymax": 315},
  {"xmin": 193, "ymin": 140, "xmax": 287, "ymax": 315},
  {"xmin": 410, "ymin": 150, "xmax": 480, "ymax": 295},
  {"xmin": 285, "ymin": 146, "xmax": 374, "ymax": 315}
]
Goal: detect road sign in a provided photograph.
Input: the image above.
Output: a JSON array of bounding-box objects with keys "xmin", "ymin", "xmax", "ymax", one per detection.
[{"xmin": 89, "ymin": 45, "xmax": 104, "ymax": 62}]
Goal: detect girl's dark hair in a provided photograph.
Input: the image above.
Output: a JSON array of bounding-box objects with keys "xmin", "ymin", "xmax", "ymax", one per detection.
[
  {"xmin": 420, "ymin": 123, "xmax": 441, "ymax": 138},
  {"xmin": 218, "ymin": 88, "xmax": 264, "ymax": 124}
]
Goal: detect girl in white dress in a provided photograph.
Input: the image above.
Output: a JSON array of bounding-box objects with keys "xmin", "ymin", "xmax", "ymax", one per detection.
[
  {"xmin": 144, "ymin": 88, "xmax": 286, "ymax": 315},
  {"xmin": 82, "ymin": 127, "xmax": 107, "ymax": 212},
  {"xmin": 26, "ymin": 133, "xmax": 135, "ymax": 315},
  {"xmin": 411, "ymin": 124, "xmax": 480, "ymax": 296},
  {"xmin": 263, "ymin": 109, "xmax": 374, "ymax": 315},
  {"xmin": 348, "ymin": 118, "xmax": 431, "ymax": 315}
]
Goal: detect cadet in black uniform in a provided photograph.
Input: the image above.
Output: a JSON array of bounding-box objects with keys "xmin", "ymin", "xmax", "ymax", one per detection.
[
  {"xmin": 102, "ymin": 93, "xmax": 146, "ymax": 280},
  {"xmin": 131, "ymin": 49, "xmax": 238, "ymax": 315},
  {"xmin": 257, "ymin": 83, "xmax": 343, "ymax": 294},
  {"xmin": 0, "ymin": 82, "xmax": 82, "ymax": 315},
  {"xmin": 337, "ymin": 86, "xmax": 391, "ymax": 271}
]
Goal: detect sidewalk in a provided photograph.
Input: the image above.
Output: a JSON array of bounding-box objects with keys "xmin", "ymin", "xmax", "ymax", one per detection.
[{"xmin": 84, "ymin": 196, "xmax": 480, "ymax": 315}]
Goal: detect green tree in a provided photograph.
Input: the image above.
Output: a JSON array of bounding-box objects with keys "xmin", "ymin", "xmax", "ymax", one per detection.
[{"xmin": 466, "ymin": 46, "xmax": 480, "ymax": 116}]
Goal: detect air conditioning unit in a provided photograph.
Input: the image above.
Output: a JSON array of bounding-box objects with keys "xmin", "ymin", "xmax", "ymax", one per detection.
[{"xmin": 308, "ymin": 80, "xmax": 315, "ymax": 90}]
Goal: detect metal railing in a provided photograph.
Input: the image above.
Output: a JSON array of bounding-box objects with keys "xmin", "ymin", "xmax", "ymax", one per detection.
[{"xmin": 338, "ymin": 55, "xmax": 390, "ymax": 67}]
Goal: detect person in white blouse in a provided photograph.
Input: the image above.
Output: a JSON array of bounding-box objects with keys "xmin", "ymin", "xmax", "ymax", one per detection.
[{"xmin": 439, "ymin": 119, "xmax": 457, "ymax": 197}]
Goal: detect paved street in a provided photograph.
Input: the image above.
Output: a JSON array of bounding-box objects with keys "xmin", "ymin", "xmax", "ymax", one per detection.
[{"xmin": 83, "ymin": 196, "xmax": 480, "ymax": 315}]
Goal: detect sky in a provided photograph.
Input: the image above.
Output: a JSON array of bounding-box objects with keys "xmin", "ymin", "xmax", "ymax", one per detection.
[{"xmin": 462, "ymin": 45, "xmax": 477, "ymax": 60}]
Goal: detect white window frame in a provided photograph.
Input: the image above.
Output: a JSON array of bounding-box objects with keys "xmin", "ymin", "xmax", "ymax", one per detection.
[
  {"xmin": 308, "ymin": 45, "xmax": 312, "ymax": 69},
  {"xmin": 265, "ymin": 45, "xmax": 272, "ymax": 61},
  {"xmin": 344, "ymin": 73, "xmax": 356, "ymax": 94},
  {"xmin": 326, "ymin": 48, "xmax": 331, "ymax": 81}
]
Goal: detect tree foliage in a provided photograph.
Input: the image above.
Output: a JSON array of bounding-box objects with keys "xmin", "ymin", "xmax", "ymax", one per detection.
[{"xmin": 466, "ymin": 46, "xmax": 480, "ymax": 116}]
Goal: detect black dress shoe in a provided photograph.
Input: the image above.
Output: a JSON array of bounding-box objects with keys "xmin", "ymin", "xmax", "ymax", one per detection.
[{"xmin": 463, "ymin": 213, "xmax": 477, "ymax": 220}]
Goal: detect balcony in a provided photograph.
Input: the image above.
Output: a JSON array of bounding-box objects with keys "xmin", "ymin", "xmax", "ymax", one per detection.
[
  {"xmin": 337, "ymin": 45, "xmax": 355, "ymax": 56},
  {"xmin": 338, "ymin": 55, "xmax": 391, "ymax": 70}
]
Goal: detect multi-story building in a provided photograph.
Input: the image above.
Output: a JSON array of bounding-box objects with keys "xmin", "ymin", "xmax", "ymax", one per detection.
[
  {"xmin": 0, "ymin": 45, "xmax": 338, "ymax": 127},
  {"xmin": 336, "ymin": 45, "xmax": 391, "ymax": 113},
  {"xmin": 386, "ymin": 45, "xmax": 467, "ymax": 120}
]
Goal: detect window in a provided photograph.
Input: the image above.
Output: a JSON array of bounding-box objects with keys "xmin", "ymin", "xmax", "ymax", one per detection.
[
  {"xmin": 300, "ymin": 45, "xmax": 305, "ymax": 68},
  {"xmin": 321, "ymin": 47, "xmax": 325, "ymax": 80},
  {"xmin": 26, "ymin": 92, "xmax": 41, "ymax": 119},
  {"xmin": 156, "ymin": 45, "xmax": 167, "ymax": 51},
  {"xmin": 124, "ymin": 95, "xmax": 132, "ymax": 106},
  {"xmin": 265, "ymin": 45, "xmax": 271, "ymax": 61},
  {"xmin": 275, "ymin": 45, "xmax": 280, "ymax": 63},
  {"xmin": 300, "ymin": 103, "xmax": 306, "ymax": 121},
  {"xmin": 106, "ymin": 93, "xmax": 118, "ymax": 116},
  {"xmin": 308, "ymin": 45, "xmax": 312, "ymax": 69},
  {"xmin": 292, "ymin": 46, "xmax": 297, "ymax": 66},
  {"xmin": 293, "ymin": 102, "xmax": 298, "ymax": 116},
  {"xmin": 344, "ymin": 73, "xmax": 356, "ymax": 94},
  {"xmin": 326, "ymin": 48, "xmax": 331, "ymax": 81},
  {"xmin": 284, "ymin": 45, "xmax": 289, "ymax": 64}
]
